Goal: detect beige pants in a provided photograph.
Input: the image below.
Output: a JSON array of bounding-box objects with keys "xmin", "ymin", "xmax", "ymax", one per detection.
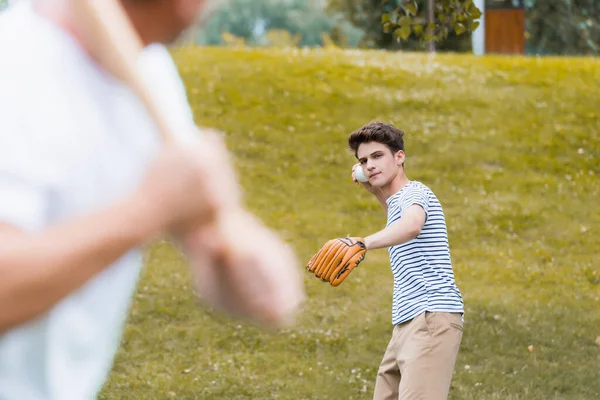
[{"xmin": 373, "ymin": 311, "xmax": 463, "ymax": 400}]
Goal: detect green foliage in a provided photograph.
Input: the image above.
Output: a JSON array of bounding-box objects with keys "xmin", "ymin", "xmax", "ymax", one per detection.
[
  {"xmin": 326, "ymin": 0, "xmax": 476, "ymax": 51},
  {"xmin": 100, "ymin": 48, "xmax": 600, "ymax": 399},
  {"xmin": 526, "ymin": 0, "xmax": 600, "ymax": 55},
  {"xmin": 381, "ymin": 0, "xmax": 481, "ymax": 43}
]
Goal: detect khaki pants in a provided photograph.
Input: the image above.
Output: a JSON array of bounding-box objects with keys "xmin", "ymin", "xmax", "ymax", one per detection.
[{"xmin": 373, "ymin": 311, "xmax": 463, "ymax": 400}]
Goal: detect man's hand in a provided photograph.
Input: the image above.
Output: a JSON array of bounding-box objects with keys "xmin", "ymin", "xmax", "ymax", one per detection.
[
  {"xmin": 0, "ymin": 128, "xmax": 245, "ymax": 332},
  {"xmin": 182, "ymin": 209, "xmax": 305, "ymax": 329},
  {"xmin": 134, "ymin": 130, "xmax": 241, "ymax": 237},
  {"xmin": 141, "ymin": 128, "xmax": 305, "ymax": 328}
]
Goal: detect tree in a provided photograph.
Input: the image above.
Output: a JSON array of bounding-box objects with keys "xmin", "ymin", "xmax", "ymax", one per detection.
[
  {"xmin": 526, "ymin": 0, "xmax": 600, "ymax": 55},
  {"xmin": 326, "ymin": 0, "xmax": 480, "ymax": 51},
  {"xmin": 380, "ymin": 0, "xmax": 481, "ymax": 43}
]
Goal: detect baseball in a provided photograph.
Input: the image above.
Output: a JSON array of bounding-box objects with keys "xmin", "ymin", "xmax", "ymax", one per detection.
[{"xmin": 354, "ymin": 165, "xmax": 369, "ymax": 183}]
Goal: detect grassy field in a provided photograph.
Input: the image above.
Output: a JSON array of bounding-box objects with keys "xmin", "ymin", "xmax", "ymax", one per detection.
[{"xmin": 100, "ymin": 47, "xmax": 600, "ymax": 399}]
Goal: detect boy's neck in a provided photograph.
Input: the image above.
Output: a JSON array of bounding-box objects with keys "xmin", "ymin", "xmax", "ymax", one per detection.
[{"xmin": 380, "ymin": 170, "xmax": 410, "ymax": 200}]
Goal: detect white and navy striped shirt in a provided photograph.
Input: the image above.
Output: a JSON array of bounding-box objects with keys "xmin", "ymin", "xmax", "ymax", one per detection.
[{"xmin": 386, "ymin": 181, "xmax": 464, "ymax": 326}]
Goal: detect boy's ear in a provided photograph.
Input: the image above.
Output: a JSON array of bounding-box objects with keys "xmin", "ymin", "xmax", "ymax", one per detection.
[{"xmin": 395, "ymin": 150, "xmax": 405, "ymax": 166}]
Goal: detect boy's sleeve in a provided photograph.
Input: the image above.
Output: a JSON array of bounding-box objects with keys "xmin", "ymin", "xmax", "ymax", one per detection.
[
  {"xmin": 400, "ymin": 185, "xmax": 430, "ymax": 222},
  {"xmin": 386, "ymin": 195, "xmax": 402, "ymax": 226}
]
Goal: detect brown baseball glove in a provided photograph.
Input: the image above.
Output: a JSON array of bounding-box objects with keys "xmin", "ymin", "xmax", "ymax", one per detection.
[{"xmin": 306, "ymin": 237, "xmax": 367, "ymax": 286}]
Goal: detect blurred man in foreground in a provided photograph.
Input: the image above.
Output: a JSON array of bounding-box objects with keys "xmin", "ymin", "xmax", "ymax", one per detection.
[{"xmin": 0, "ymin": 1, "xmax": 304, "ymax": 398}]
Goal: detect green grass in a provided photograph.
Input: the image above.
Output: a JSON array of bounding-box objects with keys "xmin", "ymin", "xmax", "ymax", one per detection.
[{"xmin": 100, "ymin": 48, "xmax": 600, "ymax": 399}]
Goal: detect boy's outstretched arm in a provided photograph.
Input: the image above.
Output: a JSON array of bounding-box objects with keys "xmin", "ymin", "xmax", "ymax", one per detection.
[
  {"xmin": 364, "ymin": 205, "xmax": 426, "ymax": 250},
  {"xmin": 304, "ymin": 205, "xmax": 425, "ymax": 286}
]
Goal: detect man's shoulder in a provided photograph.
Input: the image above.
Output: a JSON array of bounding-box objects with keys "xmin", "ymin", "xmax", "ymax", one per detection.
[
  {"xmin": 139, "ymin": 43, "xmax": 189, "ymax": 108},
  {"xmin": 0, "ymin": 2, "xmax": 87, "ymax": 108},
  {"xmin": 140, "ymin": 44, "xmax": 179, "ymax": 78},
  {"xmin": 139, "ymin": 44, "xmax": 197, "ymax": 142},
  {"xmin": 0, "ymin": 1, "xmax": 65, "ymax": 65}
]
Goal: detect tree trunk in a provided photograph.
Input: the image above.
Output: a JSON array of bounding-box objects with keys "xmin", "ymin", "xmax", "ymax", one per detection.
[{"xmin": 428, "ymin": 0, "xmax": 435, "ymax": 52}]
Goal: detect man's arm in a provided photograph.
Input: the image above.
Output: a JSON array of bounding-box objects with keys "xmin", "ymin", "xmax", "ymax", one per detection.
[
  {"xmin": 363, "ymin": 205, "xmax": 426, "ymax": 250},
  {"xmin": 0, "ymin": 141, "xmax": 230, "ymax": 334},
  {"xmin": 0, "ymin": 193, "xmax": 162, "ymax": 334}
]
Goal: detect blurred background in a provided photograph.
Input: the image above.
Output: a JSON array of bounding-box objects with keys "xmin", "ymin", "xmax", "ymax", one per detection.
[
  {"xmin": 182, "ymin": 0, "xmax": 600, "ymax": 57},
  {"xmin": 3, "ymin": 0, "xmax": 597, "ymax": 56}
]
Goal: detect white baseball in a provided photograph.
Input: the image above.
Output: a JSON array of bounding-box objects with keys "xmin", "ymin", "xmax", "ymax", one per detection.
[{"xmin": 354, "ymin": 165, "xmax": 369, "ymax": 183}]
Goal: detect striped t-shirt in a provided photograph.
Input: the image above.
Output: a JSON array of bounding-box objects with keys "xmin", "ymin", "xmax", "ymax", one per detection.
[{"xmin": 386, "ymin": 181, "xmax": 464, "ymax": 326}]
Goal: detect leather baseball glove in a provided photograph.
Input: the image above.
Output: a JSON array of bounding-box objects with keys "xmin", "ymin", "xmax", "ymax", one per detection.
[{"xmin": 306, "ymin": 237, "xmax": 367, "ymax": 286}]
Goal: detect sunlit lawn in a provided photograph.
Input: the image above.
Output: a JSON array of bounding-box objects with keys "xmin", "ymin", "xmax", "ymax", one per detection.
[{"xmin": 100, "ymin": 47, "xmax": 600, "ymax": 399}]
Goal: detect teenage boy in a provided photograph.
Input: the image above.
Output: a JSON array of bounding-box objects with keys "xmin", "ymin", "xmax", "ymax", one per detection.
[{"xmin": 349, "ymin": 121, "xmax": 465, "ymax": 400}]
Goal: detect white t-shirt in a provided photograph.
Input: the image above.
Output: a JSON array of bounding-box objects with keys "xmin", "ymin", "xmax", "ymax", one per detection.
[{"xmin": 0, "ymin": 2, "xmax": 198, "ymax": 399}]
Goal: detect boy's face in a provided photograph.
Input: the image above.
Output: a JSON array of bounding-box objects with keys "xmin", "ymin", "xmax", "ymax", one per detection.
[{"xmin": 356, "ymin": 141, "xmax": 405, "ymax": 187}]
